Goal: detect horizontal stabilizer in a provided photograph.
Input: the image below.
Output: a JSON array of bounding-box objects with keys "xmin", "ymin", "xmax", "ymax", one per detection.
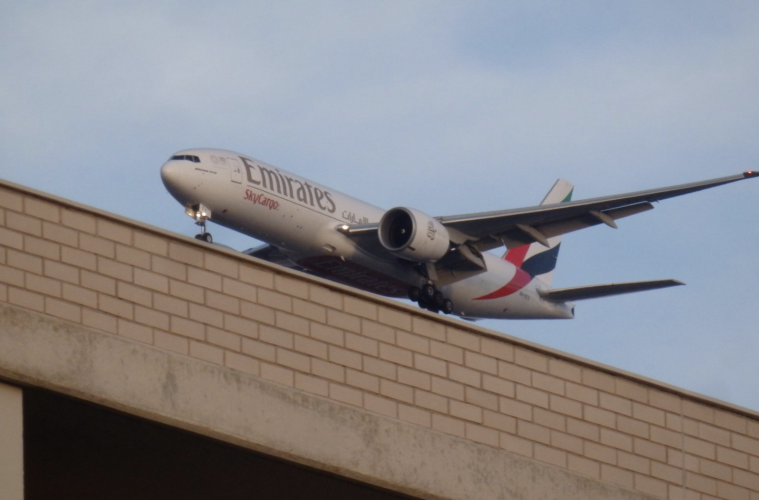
[{"xmin": 539, "ymin": 279, "xmax": 684, "ymax": 303}]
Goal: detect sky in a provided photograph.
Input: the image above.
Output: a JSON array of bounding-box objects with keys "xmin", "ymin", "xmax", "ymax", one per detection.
[{"xmin": 1, "ymin": 1, "xmax": 758, "ymax": 411}]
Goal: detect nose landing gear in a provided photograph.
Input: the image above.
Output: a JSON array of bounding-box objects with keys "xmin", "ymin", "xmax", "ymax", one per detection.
[
  {"xmin": 409, "ymin": 284, "xmax": 454, "ymax": 315},
  {"xmin": 187, "ymin": 204, "xmax": 213, "ymax": 243}
]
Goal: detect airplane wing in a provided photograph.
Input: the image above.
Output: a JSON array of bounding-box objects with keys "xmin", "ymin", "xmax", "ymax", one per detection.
[
  {"xmin": 539, "ymin": 279, "xmax": 684, "ymax": 303},
  {"xmin": 441, "ymin": 171, "xmax": 758, "ymax": 252}
]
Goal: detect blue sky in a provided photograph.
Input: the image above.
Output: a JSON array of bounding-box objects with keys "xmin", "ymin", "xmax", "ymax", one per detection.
[{"xmin": 2, "ymin": 1, "xmax": 758, "ymax": 411}]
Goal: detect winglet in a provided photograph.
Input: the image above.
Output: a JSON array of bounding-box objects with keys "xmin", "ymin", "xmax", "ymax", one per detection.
[{"xmin": 744, "ymin": 170, "xmax": 758, "ymax": 178}]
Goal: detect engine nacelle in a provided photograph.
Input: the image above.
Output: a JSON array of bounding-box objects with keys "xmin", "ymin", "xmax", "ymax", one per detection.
[{"xmin": 378, "ymin": 207, "xmax": 450, "ymax": 263}]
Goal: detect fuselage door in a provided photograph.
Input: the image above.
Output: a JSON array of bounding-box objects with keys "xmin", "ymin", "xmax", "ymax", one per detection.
[{"xmin": 228, "ymin": 157, "xmax": 243, "ymax": 184}]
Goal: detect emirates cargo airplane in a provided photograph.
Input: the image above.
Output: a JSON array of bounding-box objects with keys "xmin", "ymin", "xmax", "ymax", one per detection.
[{"xmin": 161, "ymin": 149, "xmax": 757, "ymax": 320}]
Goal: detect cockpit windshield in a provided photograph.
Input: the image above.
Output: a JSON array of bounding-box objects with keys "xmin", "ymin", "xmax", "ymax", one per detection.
[{"xmin": 170, "ymin": 154, "xmax": 201, "ymax": 163}]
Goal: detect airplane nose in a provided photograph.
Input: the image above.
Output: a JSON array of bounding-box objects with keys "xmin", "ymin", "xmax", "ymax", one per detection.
[{"xmin": 160, "ymin": 160, "xmax": 182, "ymax": 189}]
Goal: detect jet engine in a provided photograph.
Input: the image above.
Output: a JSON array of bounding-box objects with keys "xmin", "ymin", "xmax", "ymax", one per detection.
[{"xmin": 378, "ymin": 207, "xmax": 451, "ymax": 262}]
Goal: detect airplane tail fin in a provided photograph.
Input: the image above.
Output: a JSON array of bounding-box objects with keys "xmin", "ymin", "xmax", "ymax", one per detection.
[{"xmin": 503, "ymin": 179, "xmax": 573, "ymax": 287}]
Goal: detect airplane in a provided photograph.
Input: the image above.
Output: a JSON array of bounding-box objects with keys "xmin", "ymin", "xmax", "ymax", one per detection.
[{"xmin": 160, "ymin": 149, "xmax": 757, "ymax": 320}]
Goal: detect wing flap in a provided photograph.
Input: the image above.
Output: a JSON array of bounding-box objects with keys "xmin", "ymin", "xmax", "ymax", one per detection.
[{"xmin": 539, "ymin": 279, "xmax": 684, "ymax": 303}]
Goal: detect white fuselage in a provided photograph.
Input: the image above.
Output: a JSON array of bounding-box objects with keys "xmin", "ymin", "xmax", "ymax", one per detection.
[{"xmin": 161, "ymin": 149, "xmax": 574, "ymax": 319}]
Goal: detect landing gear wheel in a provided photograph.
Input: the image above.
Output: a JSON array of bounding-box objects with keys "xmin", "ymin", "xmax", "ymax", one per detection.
[
  {"xmin": 421, "ymin": 284, "xmax": 436, "ymax": 300},
  {"xmin": 408, "ymin": 286, "xmax": 421, "ymax": 302},
  {"xmin": 433, "ymin": 291, "xmax": 445, "ymax": 309},
  {"xmin": 195, "ymin": 232, "xmax": 213, "ymax": 243},
  {"xmin": 442, "ymin": 299, "xmax": 454, "ymax": 315}
]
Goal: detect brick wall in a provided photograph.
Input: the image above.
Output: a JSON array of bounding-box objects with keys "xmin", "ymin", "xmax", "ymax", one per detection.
[{"xmin": 1, "ymin": 179, "xmax": 757, "ymax": 500}]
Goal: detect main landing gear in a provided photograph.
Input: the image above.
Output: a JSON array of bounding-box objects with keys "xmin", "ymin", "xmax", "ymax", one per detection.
[
  {"xmin": 409, "ymin": 284, "xmax": 454, "ymax": 315},
  {"xmin": 188, "ymin": 204, "xmax": 213, "ymax": 243}
]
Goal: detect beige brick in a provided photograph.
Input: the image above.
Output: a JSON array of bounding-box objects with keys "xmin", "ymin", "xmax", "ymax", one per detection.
[
  {"xmin": 361, "ymin": 319, "xmax": 395, "ymax": 344},
  {"xmin": 82, "ymin": 308, "xmax": 117, "ymax": 333},
  {"xmin": 585, "ymin": 441, "xmax": 617, "ymax": 465},
  {"xmin": 516, "ymin": 384, "xmax": 549, "ymax": 409},
  {"xmin": 117, "ymin": 319, "xmax": 153, "ymax": 344},
  {"xmin": 430, "ymin": 339, "xmax": 463, "ymax": 364},
  {"xmin": 549, "ymin": 394, "xmax": 582, "ymax": 418},
  {"xmin": 396, "ymin": 330, "xmax": 429, "ymax": 354},
  {"xmin": 155, "ymin": 331, "xmax": 189, "ymax": 355},
  {"xmin": 134, "ymin": 231, "xmax": 168, "ymax": 256},
  {"xmin": 482, "ymin": 374, "xmax": 515, "ymax": 398},
  {"xmin": 329, "ymin": 383, "xmax": 362, "ymax": 407},
  {"xmin": 0, "ymin": 227, "xmax": 23, "ymax": 250},
  {"xmin": 45, "ymin": 297, "xmax": 81, "ymax": 323},
  {"xmin": 327, "ymin": 309, "xmax": 361, "ymax": 333},
  {"xmin": 135, "ymin": 305, "xmax": 169, "ymax": 330},
  {"xmin": 7, "ymin": 211, "xmax": 41, "ymax": 236},
  {"xmin": 99, "ymin": 294, "xmax": 133, "ymax": 319},
  {"xmin": 500, "ymin": 397, "xmax": 532, "ymax": 421},
  {"xmin": 379, "ymin": 343, "xmax": 413, "ymax": 367},
  {"xmin": 446, "ymin": 327, "xmax": 480, "ymax": 351},
  {"xmin": 97, "ymin": 219, "xmax": 131, "ymax": 244},
  {"xmin": 517, "ymin": 421, "xmax": 551, "ymax": 445},
  {"xmin": 411, "ymin": 316, "xmax": 445, "ymax": 341},
  {"xmin": 750, "ymin": 455, "xmax": 759, "ymax": 474},
  {"xmin": 0, "ymin": 188, "xmax": 23, "ymax": 210},
  {"xmin": 329, "ymin": 345, "xmax": 362, "ymax": 370},
  {"xmin": 168, "ymin": 280, "xmax": 203, "ymax": 304},
  {"xmin": 222, "ymin": 277, "xmax": 256, "ymax": 301},
  {"xmin": 205, "ymin": 290, "xmax": 240, "ymax": 315},
  {"xmin": 582, "ymin": 369, "xmax": 616, "ymax": 393},
  {"xmin": 466, "ymin": 422, "xmax": 499, "ymax": 447},
  {"xmin": 240, "ymin": 301, "xmax": 275, "ymax": 325},
  {"xmin": 242, "ymin": 338, "xmax": 276, "ymax": 362},
  {"xmin": 615, "ymin": 379, "xmax": 648, "ymax": 403},
  {"xmin": 226, "ymin": 352, "xmax": 260, "ymax": 376},
  {"xmin": 618, "ymin": 450, "xmax": 650, "ymax": 474},
  {"xmin": 189, "ymin": 303, "xmax": 223, "ymax": 328},
  {"xmin": 44, "ymin": 260, "xmax": 79, "ymax": 284},
  {"xmin": 600, "ymin": 392, "xmax": 633, "ymax": 417},
  {"xmin": 42, "ymin": 222, "xmax": 77, "ymax": 247},
  {"xmin": 500, "ymin": 433, "xmax": 533, "ymax": 458},
  {"xmin": 465, "ymin": 386, "xmax": 498, "ymax": 411},
  {"xmin": 698, "ymin": 422, "xmax": 731, "ymax": 447},
  {"xmin": 346, "ymin": 369, "xmax": 379, "ymax": 393},
  {"xmin": 259, "ymin": 324, "xmax": 294, "ymax": 349},
  {"xmin": 682, "ymin": 400, "xmax": 715, "ymax": 424},
  {"xmin": 717, "ymin": 446, "xmax": 749, "ymax": 469},
  {"xmin": 115, "ymin": 244, "xmax": 150, "ymax": 269},
  {"xmin": 649, "ymin": 389, "xmax": 681, "ymax": 413},
  {"xmin": 410, "ymin": 353, "xmax": 444, "ymax": 377},
  {"xmin": 398, "ymin": 404, "xmax": 431, "ymax": 428},
  {"xmin": 117, "ymin": 282, "xmax": 151, "ymax": 307},
  {"xmin": 734, "ymin": 469, "xmax": 759, "ymax": 491},
  {"xmin": 514, "ymin": 347, "xmax": 548, "ymax": 372},
  {"xmin": 309, "ymin": 284, "xmax": 342, "ymax": 308},
  {"xmin": 8, "ymin": 249, "xmax": 42, "ymax": 274},
  {"xmin": 207, "ymin": 327, "xmax": 241, "ymax": 351},
  {"xmin": 292, "ymin": 298, "xmax": 326, "ymax": 323},
  {"xmin": 432, "ymin": 413, "xmax": 465, "ymax": 438},
  {"xmin": 151, "ymin": 255, "xmax": 186, "ymax": 280},
  {"xmin": 169, "ymin": 316, "xmax": 204, "ymax": 340},
  {"xmin": 0, "ymin": 264, "xmax": 24, "ymax": 287},
  {"xmin": 718, "ymin": 482, "xmax": 751, "ymax": 500},
  {"xmin": 258, "ymin": 288, "xmax": 292, "ymax": 312},
  {"xmin": 618, "ymin": 415, "xmax": 649, "ymax": 439},
  {"xmin": 345, "ymin": 332, "xmax": 378, "ymax": 356},
  {"xmin": 380, "ymin": 379, "xmax": 413, "ymax": 404},
  {"xmin": 363, "ymin": 357, "xmax": 396, "ymax": 380},
  {"xmin": 62, "ymin": 283, "xmax": 97, "ymax": 308},
  {"xmin": 534, "ymin": 407, "xmax": 566, "ymax": 432},
  {"xmin": 432, "ymin": 376, "xmax": 464, "ymax": 401},
  {"xmin": 684, "ymin": 436, "xmax": 716, "ymax": 460},
  {"xmin": 294, "ymin": 335, "xmax": 327, "ymax": 359},
  {"xmin": 498, "ymin": 361, "xmax": 531, "ymax": 385},
  {"xmin": 61, "ymin": 246, "xmax": 96, "ymax": 271},
  {"xmin": 168, "ymin": 241, "xmax": 203, "ymax": 266},
  {"xmin": 484, "ymin": 409, "xmax": 516, "ymax": 434},
  {"xmin": 551, "ymin": 429, "xmax": 584, "ymax": 454},
  {"xmin": 398, "ymin": 366, "xmax": 431, "ymax": 390},
  {"xmin": 415, "ymin": 389, "xmax": 448, "ymax": 413},
  {"xmin": 132, "ymin": 268, "xmax": 168, "ymax": 294},
  {"xmin": 601, "ymin": 464, "xmax": 634, "ymax": 489},
  {"xmin": 667, "ymin": 413, "xmax": 685, "ymax": 432},
  {"xmin": 568, "ymin": 418, "xmax": 600, "ymax": 442},
  {"xmin": 685, "ymin": 471, "xmax": 717, "ymax": 495},
  {"xmin": 714, "ymin": 409, "xmax": 747, "ymax": 434},
  {"xmin": 651, "ymin": 461, "xmax": 683, "ymax": 485},
  {"xmin": 377, "ymin": 306, "xmax": 411, "ymax": 330},
  {"xmin": 634, "ymin": 437, "xmax": 666, "ymax": 462},
  {"xmin": 535, "ymin": 444, "xmax": 567, "ymax": 468},
  {"xmin": 632, "ymin": 402, "xmax": 666, "ymax": 427},
  {"xmin": 61, "ymin": 208, "xmax": 95, "ymax": 233},
  {"xmin": 154, "ymin": 293, "xmax": 188, "ymax": 317},
  {"xmin": 274, "ymin": 311, "xmax": 308, "ymax": 335},
  {"xmin": 548, "ymin": 358, "xmax": 581, "ymax": 382},
  {"xmin": 277, "ymin": 348, "xmax": 310, "ymax": 372},
  {"xmin": 465, "ymin": 351, "xmax": 498, "ymax": 375},
  {"xmin": 79, "ymin": 233, "xmax": 115, "ymax": 258},
  {"xmin": 364, "ymin": 393, "xmax": 397, "ymax": 418},
  {"xmin": 584, "ymin": 405, "xmax": 616, "ymax": 429},
  {"xmin": 601, "ymin": 428, "xmax": 633, "ymax": 452},
  {"xmin": 480, "ymin": 337, "xmax": 514, "ymax": 362},
  {"xmin": 568, "ymin": 454, "xmax": 601, "ymax": 479},
  {"xmin": 649, "ymin": 426, "xmax": 681, "ymax": 449},
  {"xmin": 311, "ymin": 358, "xmax": 345, "ymax": 383},
  {"xmin": 343, "ymin": 295, "xmax": 377, "ymax": 320},
  {"xmin": 24, "ymin": 235, "xmax": 60, "ymax": 261},
  {"xmin": 634, "ymin": 474, "xmax": 668, "ymax": 499},
  {"xmin": 27, "ymin": 273, "xmax": 61, "ymax": 297},
  {"xmin": 203, "ymin": 253, "xmax": 238, "ymax": 278},
  {"xmin": 533, "ymin": 372, "xmax": 565, "ymax": 396},
  {"xmin": 294, "ymin": 372, "xmax": 328, "ymax": 397},
  {"xmin": 260, "ymin": 363, "xmax": 294, "ymax": 387},
  {"xmin": 699, "ymin": 458, "xmax": 732, "ymax": 482},
  {"xmin": 272, "ymin": 273, "xmax": 308, "ymax": 299},
  {"xmin": 97, "ymin": 257, "xmax": 133, "ymax": 283}
]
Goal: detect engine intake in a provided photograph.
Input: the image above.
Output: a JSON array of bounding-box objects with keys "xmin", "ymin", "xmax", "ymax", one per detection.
[{"xmin": 378, "ymin": 207, "xmax": 450, "ymax": 263}]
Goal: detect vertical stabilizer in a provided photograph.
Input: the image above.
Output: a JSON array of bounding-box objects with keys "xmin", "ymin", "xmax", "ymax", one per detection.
[{"xmin": 503, "ymin": 179, "xmax": 573, "ymax": 286}]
